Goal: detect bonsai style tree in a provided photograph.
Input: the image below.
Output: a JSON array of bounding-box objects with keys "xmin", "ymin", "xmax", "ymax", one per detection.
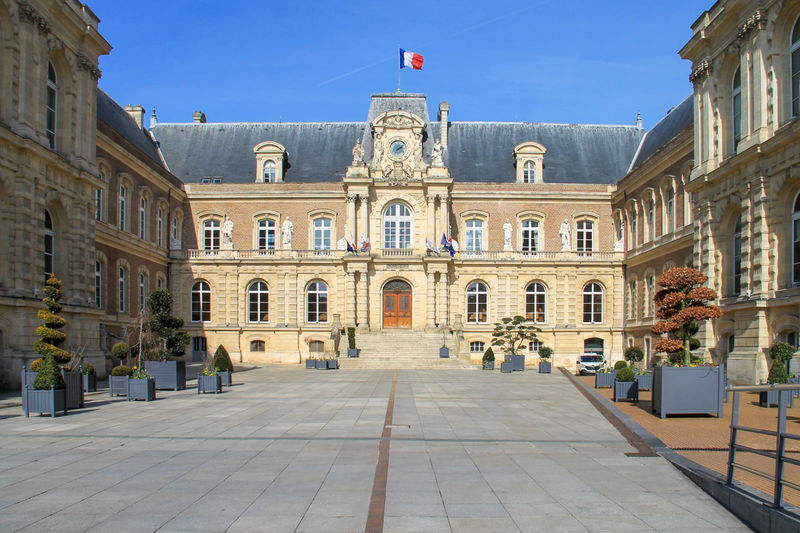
[
  {"xmin": 33, "ymin": 352, "xmax": 65, "ymax": 390},
  {"xmin": 34, "ymin": 275, "xmax": 70, "ymax": 364},
  {"xmin": 491, "ymin": 315, "xmax": 541, "ymax": 360},
  {"xmin": 213, "ymin": 344, "xmax": 234, "ymax": 374},
  {"xmin": 538, "ymin": 346, "xmax": 553, "ymax": 360},
  {"xmin": 482, "ymin": 347, "xmax": 495, "ymax": 369},
  {"xmin": 650, "ymin": 267, "xmax": 722, "ymax": 366},
  {"xmin": 145, "ymin": 289, "xmax": 189, "ymax": 361},
  {"xmin": 624, "ymin": 346, "xmax": 644, "ymax": 367}
]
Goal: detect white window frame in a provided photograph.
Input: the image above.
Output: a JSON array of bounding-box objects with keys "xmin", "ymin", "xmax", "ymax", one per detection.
[
  {"xmin": 469, "ymin": 341, "xmax": 486, "ymax": 353},
  {"xmin": 157, "ymin": 206, "xmax": 165, "ymax": 248},
  {"xmin": 263, "ymin": 160, "xmax": 277, "ymax": 182},
  {"xmin": 118, "ymin": 185, "xmax": 127, "ymax": 231},
  {"xmin": 521, "ymin": 219, "xmax": 539, "ymax": 253},
  {"xmin": 44, "ymin": 209, "xmax": 54, "ymax": 282},
  {"xmin": 383, "ymin": 203, "xmax": 412, "ymax": 249},
  {"xmin": 733, "ymin": 215, "xmax": 742, "ymax": 296},
  {"xmin": 95, "ymin": 189, "xmax": 103, "ymax": 222},
  {"xmin": 248, "ymin": 281, "xmax": 269, "ymax": 323},
  {"xmin": 523, "ymin": 161, "xmax": 535, "ymax": 183},
  {"xmin": 139, "ymin": 273, "xmax": 148, "ymax": 312},
  {"xmin": 732, "ymin": 67, "xmax": 742, "ymax": 151},
  {"xmin": 665, "ymin": 189, "xmax": 675, "ymax": 234},
  {"xmin": 313, "ymin": 217, "xmax": 332, "ymax": 250},
  {"xmin": 525, "ymin": 282, "xmax": 546, "ymax": 324},
  {"xmin": 466, "ymin": 282, "xmax": 488, "ymax": 324},
  {"xmin": 203, "ymin": 219, "xmax": 220, "ymax": 250},
  {"xmin": 647, "ymin": 200, "xmax": 655, "ymax": 242},
  {"xmin": 792, "ymin": 17, "xmax": 800, "ymax": 117},
  {"xmin": 139, "ymin": 196, "xmax": 147, "ymax": 240},
  {"xmin": 46, "ymin": 62, "xmax": 57, "ymax": 149},
  {"xmin": 118, "ymin": 266, "xmax": 127, "ymax": 313},
  {"xmin": 583, "ymin": 282, "xmax": 603, "ymax": 324},
  {"xmin": 191, "ymin": 281, "xmax": 211, "ymax": 322},
  {"xmin": 257, "ymin": 218, "xmax": 277, "ymax": 250},
  {"xmin": 794, "ymin": 194, "xmax": 800, "ymax": 285},
  {"xmin": 576, "ymin": 220, "xmax": 594, "ymax": 254},
  {"xmin": 94, "ymin": 260, "xmax": 103, "ymax": 308},
  {"xmin": 306, "ymin": 281, "xmax": 328, "ymax": 323},
  {"xmin": 465, "ymin": 219, "xmax": 484, "ymax": 252}
]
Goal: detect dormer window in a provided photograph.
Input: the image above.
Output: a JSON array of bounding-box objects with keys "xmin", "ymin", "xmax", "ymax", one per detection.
[
  {"xmin": 523, "ymin": 161, "xmax": 535, "ymax": 183},
  {"xmin": 263, "ymin": 161, "xmax": 276, "ymax": 182},
  {"xmin": 514, "ymin": 142, "xmax": 546, "ymax": 183},
  {"xmin": 253, "ymin": 141, "xmax": 286, "ymax": 183}
]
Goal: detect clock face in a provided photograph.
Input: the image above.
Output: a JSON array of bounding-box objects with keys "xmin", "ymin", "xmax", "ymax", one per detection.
[{"xmin": 389, "ymin": 140, "xmax": 407, "ymax": 158}]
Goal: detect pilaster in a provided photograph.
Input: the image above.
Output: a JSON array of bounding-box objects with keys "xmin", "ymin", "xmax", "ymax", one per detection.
[
  {"xmin": 426, "ymin": 270, "xmax": 436, "ymax": 331},
  {"xmin": 357, "ymin": 269, "xmax": 369, "ymax": 331}
]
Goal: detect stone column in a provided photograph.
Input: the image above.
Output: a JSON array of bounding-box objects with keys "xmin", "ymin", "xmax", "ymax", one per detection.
[
  {"xmin": 346, "ymin": 194, "xmax": 357, "ymax": 238},
  {"xmin": 426, "ymin": 194, "xmax": 436, "ymax": 241},
  {"xmin": 427, "ymin": 270, "xmax": 437, "ymax": 330},
  {"xmin": 439, "ymin": 195, "xmax": 449, "ymax": 236},
  {"xmin": 287, "ymin": 272, "xmax": 298, "ymax": 327},
  {"xmin": 749, "ymin": 179, "xmax": 769, "ymax": 296},
  {"xmin": 346, "ymin": 269, "xmax": 356, "ymax": 326},
  {"xmin": 439, "ymin": 271, "xmax": 449, "ymax": 327},
  {"xmin": 357, "ymin": 269, "xmax": 369, "ymax": 331},
  {"xmin": 359, "ymin": 195, "xmax": 369, "ymax": 244}
]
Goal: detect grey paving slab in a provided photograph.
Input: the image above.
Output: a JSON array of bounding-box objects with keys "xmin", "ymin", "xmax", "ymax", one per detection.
[{"xmin": 0, "ymin": 366, "xmax": 752, "ymax": 533}]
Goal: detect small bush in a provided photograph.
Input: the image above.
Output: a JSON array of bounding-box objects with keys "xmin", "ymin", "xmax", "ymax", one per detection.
[
  {"xmin": 111, "ymin": 365, "xmax": 132, "ymax": 376},
  {"xmin": 614, "ymin": 360, "xmax": 628, "ymax": 370},
  {"xmin": 213, "ymin": 345, "xmax": 234, "ymax": 374},
  {"xmin": 616, "ymin": 367, "xmax": 635, "ymax": 382},
  {"xmin": 538, "ymin": 346, "xmax": 553, "ymax": 360},
  {"xmin": 347, "ymin": 327, "xmax": 356, "ymax": 350},
  {"xmin": 768, "ymin": 358, "xmax": 789, "ymax": 384},
  {"xmin": 624, "ymin": 346, "xmax": 644, "ymax": 364},
  {"xmin": 482, "ymin": 348, "xmax": 495, "ymax": 363},
  {"xmin": 81, "ymin": 362, "xmax": 95, "ymax": 374},
  {"xmin": 771, "ymin": 342, "xmax": 795, "ymax": 363},
  {"xmin": 112, "ymin": 342, "xmax": 129, "ymax": 360},
  {"xmin": 33, "ymin": 353, "xmax": 65, "ymax": 390},
  {"xmin": 30, "ymin": 358, "xmax": 44, "ymax": 372}
]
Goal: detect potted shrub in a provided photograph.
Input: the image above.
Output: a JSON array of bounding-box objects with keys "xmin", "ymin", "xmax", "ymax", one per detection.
[
  {"xmin": 759, "ymin": 354, "xmax": 794, "ymax": 407},
  {"xmin": 142, "ymin": 290, "xmax": 190, "ymax": 391},
  {"xmin": 128, "ymin": 366, "xmax": 155, "ymax": 401},
  {"xmin": 595, "ymin": 364, "xmax": 619, "ymax": 388},
  {"xmin": 635, "ymin": 368, "xmax": 652, "ymax": 391},
  {"xmin": 24, "ymin": 353, "xmax": 67, "ymax": 418},
  {"xmin": 500, "ymin": 356, "xmax": 512, "ymax": 373},
  {"xmin": 315, "ymin": 357, "xmax": 327, "ymax": 369},
  {"xmin": 81, "ymin": 362, "xmax": 96, "ymax": 392},
  {"xmin": 439, "ymin": 345, "xmax": 450, "ymax": 358},
  {"xmin": 198, "ymin": 367, "xmax": 222, "ymax": 394},
  {"xmin": 482, "ymin": 348, "xmax": 495, "ymax": 370},
  {"xmin": 306, "ymin": 356, "xmax": 316, "ymax": 369},
  {"xmin": 212, "ymin": 345, "xmax": 234, "ymax": 386},
  {"xmin": 538, "ymin": 346, "xmax": 553, "ymax": 374},
  {"xmin": 326, "ymin": 356, "xmax": 339, "ymax": 370},
  {"xmin": 625, "ymin": 346, "xmax": 644, "ymax": 369},
  {"xmin": 491, "ymin": 315, "xmax": 541, "ymax": 373},
  {"xmin": 109, "ymin": 364, "xmax": 132, "ymax": 397},
  {"xmin": 347, "ymin": 327, "xmax": 359, "ymax": 357},
  {"xmin": 613, "ymin": 366, "xmax": 638, "ymax": 402}
]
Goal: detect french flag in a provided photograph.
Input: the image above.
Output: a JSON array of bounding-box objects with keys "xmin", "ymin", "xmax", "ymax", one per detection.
[{"xmin": 400, "ymin": 48, "xmax": 423, "ymax": 70}]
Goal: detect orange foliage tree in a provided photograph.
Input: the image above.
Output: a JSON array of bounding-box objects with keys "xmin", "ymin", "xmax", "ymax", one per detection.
[{"xmin": 650, "ymin": 267, "xmax": 723, "ymax": 366}]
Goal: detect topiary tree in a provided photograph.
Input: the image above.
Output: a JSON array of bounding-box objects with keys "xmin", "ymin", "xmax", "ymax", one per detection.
[
  {"xmin": 112, "ymin": 342, "xmax": 130, "ymax": 366},
  {"xmin": 213, "ymin": 344, "xmax": 234, "ymax": 374},
  {"xmin": 491, "ymin": 315, "xmax": 541, "ymax": 361},
  {"xmin": 614, "ymin": 360, "xmax": 629, "ymax": 370},
  {"xmin": 768, "ymin": 358, "xmax": 789, "ymax": 384},
  {"xmin": 650, "ymin": 267, "xmax": 723, "ymax": 366},
  {"xmin": 146, "ymin": 289, "xmax": 190, "ymax": 361},
  {"xmin": 538, "ymin": 346, "xmax": 553, "ymax": 360},
  {"xmin": 616, "ymin": 366, "xmax": 636, "ymax": 382},
  {"xmin": 482, "ymin": 347, "xmax": 495, "ymax": 369},
  {"xmin": 347, "ymin": 327, "xmax": 356, "ymax": 350},
  {"xmin": 111, "ymin": 365, "xmax": 132, "ymax": 376},
  {"xmin": 770, "ymin": 342, "xmax": 795, "ymax": 371},
  {"xmin": 624, "ymin": 346, "xmax": 644, "ymax": 366},
  {"xmin": 33, "ymin": 352, "xmax": 65, "ymax": 390},
  {"xmin": 34, "ymin": 275, "xmax": 70, "ymax": 364}
]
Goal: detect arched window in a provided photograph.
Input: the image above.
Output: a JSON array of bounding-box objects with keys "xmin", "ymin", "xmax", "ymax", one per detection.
[
  {"xmin": 44, "ymin": 209, "xmax": 54, "ymax": 282},
  {"xmin": 250, "ymin": 340, "xmax": 265, "ymax": 352},
  {"xmin": 521, "ymin": 220, "xmax": 539, "ymax": 252},
  {"xmin": 665, "ymin": 189, "xmax": 675, "ymax": 233},
  {"xmin": 646, "ymin": 200, "xmax": 655, "ymax": 242},
  {"xmin": 257, "ymin": 218, "xmax": 276, "ymax": 250},
  {"xmin": 313, "ymin": 217, "xmax": 331, "ymax": 250},
  {"xmin": 94, "ymin": 260, "xmax": 102, "ymax": 308},
  {"xmin": 470, "ymin": 341, "xmax": 485, "ymax": 353},
  {"xmin": 732, "ymin": 215, "xmax": 742, "ymax": 296},
  {"xmin": 466, "ymin": 282, "xmax": 488, "ymax": 324},
  {"xmin": 139, "ymin": 197, "xmax": 147, "ymax": 240},
  {"xmin": 307, "ymin": 281, "xmax": 328, "ymax": 323},
  {"xmin": 118, "ymin": 184, "xmax": 127, "ymax": 231},
  {"xmin": 630, "ymin": 208, "xmax": 638, "ymax": 248},
  {"xmin": 465, "ymin": 219, "xmax": 483, "ymax": 251},
  {"xmin": 647, "ymin": 275, "xmax": 655, "ymax": 316},
  {"xmin": 732, "ymin": 67, "xmax": 742, "ymax": 151},
  {"xmin": 118, "ymin": 266, "xmax": 128, "ymax": 313},
  {"xmin": 95, "ymin": 189, "xmax": 103, "ymax": 221},
  {"xmin": 577, "ymin": 220, "xmax": 593, "ymax": 253},
  {"xmin": 46, "ymin": 62, "xmax": 57, "ymax": 149},
  {"xmin": 383, "ymin": 203, "xmax": 411, "ymax": 249},
  {"xmin": 309, "ymin": 340, "xmax": 324, "ymax": 353},
  {"xmin": 139, "ymin": 273, "xmax": 148, "ymax": 312},
  {"xmin": 525, "ymin": 282, "xmax": 546, "ymax": 323},
  {"xmin": 263, "ymin": 160, "xmax": 276, "ymax": 182},
  {"xmin": 523, "ymin": 161, "xmax": 535, "ymax": 183},
  {"xmin": 583, "ymin": 283, "xmax": 603, "ymax": 324},
  {"xmin": 248, "ymin": 281, "xmax": 269, "ymax": 322},
  {"xmin": 171, "ymin": 212, "xmax": 181, "ymax": 246},
  {"xmin": 793, "ymin": 194, "xmax": 800, "ymax": 285},
  {"xmin": 203, "ymin": 219, "xmax": 220, "ymax": 250},
  {"xmin": 157, "ymin": 206, "xmax": 165, "ymax": 248},
  {"xmin": 191, "ymin": 281, "xmax": 211, "ymax": 322},
  {"xmin": 792, "ymin": 17, "xmax": 800, "ymax": 117}
]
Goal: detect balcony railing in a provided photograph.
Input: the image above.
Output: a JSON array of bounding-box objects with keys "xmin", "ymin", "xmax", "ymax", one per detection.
[{"xmin": 173, "ymin": 249, "xmax": 622, "ymax": 262}]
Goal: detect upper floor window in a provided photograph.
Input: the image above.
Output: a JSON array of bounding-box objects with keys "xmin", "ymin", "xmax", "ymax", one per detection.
[
  {"xmin": 44, "ymin": 209, "xmax": 54, "ymax": 282},
  {"xmin": 733, "ymin": 215, "xmax": 742, "ymax": 296},
  {"xmin": 263, "ymin": 160, "xmax": 276, "ymax": 182},
  {"xmin": 157, "ymin": 207, "xmax": 165, "ymax": 248},
  {"xmin": 203, "ymin": 219, "xmax": 220, "ymax": 250},
  {"xmin": 628, "ymin": 280, "xmax": 637, "ymax": 319},
  {"xmin": 257, "ymin": 218, "xmax": 276, "ymax": 250},
  {"xmin": 521, "ymin": 220, "xmax": 539, "ymax": 252},
  {"xmin": 525, "ymin": 282, "xmax": 546, "ymax": 323},
  {"xmin": 313, "ymin": 217, "xmax": 332, "ymax": 250},
  {"xmin": 46, "ymin": 62, "xmax": 57, "ymax": 149},
  {"xmin": 139, "ymin": 273, "xmax": 148, "ymax": 312},
  {"xmin": 139, "ymin": 197, "xmax": 147, "ymax": 240},
  {"xmin": 465, "ymin": 219, "xmax": 483, "ymax": 251},
  {"xmin": 94, "ymin": 260, "xmax": 102, "ymax": 309},
  {"xmin": 647, "ymin": 275, "xmax": 655, "ymax": 316},
  {"xmin": 794, "ymin": 194, "xmax": 800, "ymax": 285},
  {"xmin": 576, "ymin": 220, "xmax": 593, "ymax": 253},
  {"xmin": 171, "ymin": 213, "xmax": 181, "ymax": 244},
  {"xmin": 306, "ymin": 281, "xmax": 328, "ymax": 323},
  {"xmin": 630, "ymin": 209, "xmax": 638, "ymax": 248},
  {"xmin": 792, "ymin": 17, "xmax": 800, "ymax": 117},
  {"xmin": 646, "ymin": 200, "xmax": 655, "ymax": 242},
  {"xmin": 248, "ymin": 281, "xmax": 269, "ymax": 322},
  {"xmin": 523, "ymin": 161, "xmax": 535, "ymax": 183},
  {"xmin": 466, "ymin": 282, "xmax": 488, "ymax": 324},
  {"xmin": 666, "ymin": 189, "xmax": 675, "ymax": 233},
  {"xmin": 119, "ymin": 185, "xmax": 127, "ymax": 231},
  {"xmin": 732, "ymin": 67, "xmax": 742, "ymax": 151},
  {"xmin": 191, "ymin": 281, "xmax": 211, "ymax": 322},
  {"xmin": 383, "ymin": 203, "xmax": 411, "ymax": 249},
  {"xmin": 95, "ymin": 189, "xmax": 103, "ymax": 221},
  {"xmin": 583, "ymin": 282, "xmax": 603, "ymax": 324},
  {"xmin": 118, "ymin": 266, "xmax": 128, "ymax": 313}
]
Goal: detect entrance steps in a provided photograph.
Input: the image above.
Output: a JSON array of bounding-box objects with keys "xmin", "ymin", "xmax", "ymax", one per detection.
[{"xmin": 338, "ymin": 330, "xmax": 475, "ymax": 369}]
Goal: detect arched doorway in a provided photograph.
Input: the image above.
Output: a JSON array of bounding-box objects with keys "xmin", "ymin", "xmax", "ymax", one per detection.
[{"xmin": 383, "ymin": 280, "xmax": 411, "ymax": 328}]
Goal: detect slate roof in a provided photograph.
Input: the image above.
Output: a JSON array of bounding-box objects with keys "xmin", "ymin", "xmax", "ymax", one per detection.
[
  {"xmin": 96, "ymin": 89, "xmax": 164, "ymax": 166},
  {"xmin": 628, "ymin": 95, "xmax": 693, "ymax": 172}
]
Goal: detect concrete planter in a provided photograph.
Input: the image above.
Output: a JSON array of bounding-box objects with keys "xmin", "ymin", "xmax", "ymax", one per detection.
[
  {"xmin": 315, "ymin": 360, "xmax": 327, "ymax": 369},
  {"xmin": 23, "ymin": 386, "xmax": 67, "ymax": 418},
  {"xmin": 145, "ymin": 360, "xmax": 186, "ymax": 390},
  {"xmin": 83, "ymin": 372, "xmax": 96, "ymax": 392},
  {"xmin": 439, "ymin": 347, "xmax": 450, "ymax": 358},
  {"xmin": 500, "ymin": 362, "xmax": 512, "ymax": 373},
  {"xmin": 218, "ymin": 370, "xmax": 232, "ymax": 387},
  {"xmin": 326, "ymin": 359, "xmax": 338, "ymax": 370},
  {"xmin": 483, "ymin": 361, "xmax": 495, "ymax": 370},
  {"xmin": 758, "ymin": 389, "xmax": 795, "ymax": 408},
  {"xmin": 594, "ymin": 371, "xmax": 616, "ymax": 388},
  {"xmin": 538, "ymin": 361, "xmax": 552, "ymax": 374},
  {"xmin": 128, "ymin": 377, "xmax": 155, "ymax": 401},
  {"xmin": 347, "ymin": 348, "xmax": 359, "ymax": 358},
  {"xmin": 652, "ymin": 365, "xmax": 724, "ymax": 419},
  {"xmin": 306, "ymin": 359, "xmax": 316, "ymax": 369},
  {"xmin": 635, "ymin": 372, "xmax": 652, "ymax": 391},
  {"xmin": 109, "ymin": 375, "xmax": 130, "ymax": 397},
  {"xmin": 511, "ymin": 354, "xmax": 525, "ymax": 371},
  {"xmin": 613, "ymin": 379, "xmax": 638, "ymax": 402},
  {"xmin": 198, "ymin": 374, "xmax": 222, "ymax": 394}
]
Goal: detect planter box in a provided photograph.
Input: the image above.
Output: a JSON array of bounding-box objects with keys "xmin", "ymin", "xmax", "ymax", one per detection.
[
  {"xmin": 218, "ymin": 370, "xmax": 232, "ymax": 386},
  {"xmin": 83, "ymin": 372, "xmax": 97, "ymax": 392},
  {"xmin": 790, "ymin": 376, "xmax": 800, "ymax": 399},
  {"xmin": 758, "ymin": 389, "xmax": 795, "ymax": 408},
  {"xmin": 483, "ymin": 361, "xmax": 495, "ymax": 370},
  {"xmin": 500, "ymin": 362, "xmax": 512, "ymax": 373},
  {"xmin": 511, "ymin": 354, "xmax": 525, "ymax": 371},
  {"xmin": 315, "ymin": 360, "xmax": 327, "ymax": 369},
  {"xmin": 21, "ymin": 369, "xmax": 82, "ymax": 410},
  {"xmin": 439, "ymin": 347, "xmax": 450, "ymax": 358},
  {"xmin": 538, "ymin": 361, "xmax": 552, "ymax": 374},
  {"xmin": 613, "ymin": 380, "xmax": 639, "ymax": 402},
  {"xmin": 23, "ymin": 386, "xmax": 67, "ymax": 418},
  {"xmin": 128, "ymin": 377, "xmax": 155, "ymax": 401},
  {"xmin": 20, "ymin": 369, "xmax": 37, "ymax": 412},
  {"xmin": 145, "ymin": 360, "xmax": 186, "ymax": 390},
  {"xmin": 635, "ymin": 372, "xmax": 652, "ymax": 391},
  {"xmin": 347, "ymin": 348, "xmax": 359, "ymax": 358},
  {"xmin": 326, "ymin": 360, "xmax": 338, "ymax": 370},
  {"xmin": 652, "ymin": 365, "xmax": 724, "ymax": 419},
  {"xmin": 109, "ymin": 375, "xmax": 130, "ymax": 397},
  {"xmin": 594, "ymin": 371, "xmax": 616, "ymax": 388},
  {"xmin": 198, "ymin": 374, "xmax": 222, "ymax": 394},
  {"xmin": 306, "ymin": 359, "xmax": 316, "ymax": 369}
]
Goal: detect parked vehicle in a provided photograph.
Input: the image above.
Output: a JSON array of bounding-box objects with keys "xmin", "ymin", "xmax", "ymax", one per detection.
[{"xmin": 577, "ymin": 354, "xmax": 605, "ymax": 375}]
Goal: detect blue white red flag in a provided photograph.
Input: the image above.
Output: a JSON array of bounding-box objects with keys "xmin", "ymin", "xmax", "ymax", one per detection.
[
  {"xmin": 400, "ymin": 48, "xmax": 423, "ymax": 70},
  {"xmin": 441, "ymin": 233, "xmax": 455, "ymax": 257}
]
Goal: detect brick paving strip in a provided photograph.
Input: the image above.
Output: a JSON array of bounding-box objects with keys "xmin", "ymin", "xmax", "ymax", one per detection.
[{"xmin": 364, "ymin": 370, "xmax": 397, "ymax": 533}]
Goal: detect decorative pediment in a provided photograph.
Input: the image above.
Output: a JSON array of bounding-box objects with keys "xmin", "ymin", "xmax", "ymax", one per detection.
[{"xmin": 371, "ymin": 110, "xmax": 426, "ymax": 131}]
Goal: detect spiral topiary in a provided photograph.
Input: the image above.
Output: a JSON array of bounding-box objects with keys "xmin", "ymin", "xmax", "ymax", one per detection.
[
  {"xmin": 33, "ymin": 275, "xmax": 70, "ymax": 364},
  {"xmin": 30, "ymin": 358, "xmax": 44, "ymax": 372},
  {"xmin": 33, "ymin": 352, "xmax": 65, "ymax": 390},
  {"xmin": 213, "ymin": 344, "xmax": 234, "ymax": 374}
]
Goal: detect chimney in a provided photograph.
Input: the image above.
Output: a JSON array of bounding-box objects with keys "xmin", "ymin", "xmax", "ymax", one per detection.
[
  {"xmin": 123, "ymin": 104, "xmax": 145, "ymax": 129},
  {"xmin": 192, "ymin": 110, "xmax": 207, "ymax": 124},
  {"xmin": 636, "ymin": 111, "xmax": 643, "ymax": 130},
  {"xmin": 437, "ymin": 101, "xmax": 450, "ymax": 150},
  {"xmin": 149, "ymin": 107, "xmax": 158, "ymax": 128}
]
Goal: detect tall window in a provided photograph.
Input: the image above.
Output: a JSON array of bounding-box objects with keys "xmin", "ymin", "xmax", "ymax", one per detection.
[
  {"xmin": 630, "ymin": 209, "xmax": 638, "ymax": 248},
  {"xmin": 248, "ymin": 281, "xmax": 269, "ymax": 322},
  {"xmin": 191, "ymin": 281, "xmax": 211, "ymax": 322},
  {"xmin": 46, "ymin": 62, "xmax": 57, "ymax": 149},
  {"xmin": 583, "ymin": 283, "xmax": 603, "ymax": 324},
  {"xmin": 94, "ymin": 260, "xmax": 102, "ymax": 308},
  {"xmin": 732, "ymin": 67, "xmax": 742, "ymax": 151},
  {"xmin": 576, "ymin": 220, "xmax": 593, "ymax": 253},
  {"xmin": 629, "ymin": 280, "xmax": 637, "ymax": 319},
  {"xmin": 257, "ymin": 218, "xmax": 276, "ymax": 250},
  {"xmin": 139, "ymin": 197, "xmax": 147, "ymax": 240},
  {"xmin": 666, "ymin": 189, "xmax": 675, "ymax": 233},
  {"xmin": 465, "ymin": 219, "xmax": 483, "ymax": 251},
  {"xmin": 466, "ymin": 282, "xmax": 488, "ymax": 324},
  {"xmin": 118, "ymin": 185, "xmax": 127, "ymax": 231},
  {"xmin": 44, "ymin": 209, "xmax": 54, "ymax": 282},
  {"xmin": 794, "ymin": 194, "xmax": 800, "ymax": 285},
  {"xmin": 95, "ymin": 189, "xmax": 103, "ymax": 221},
  {"xmin": 263, "ymin": 160, "xmax": 276, "ymax": 182},
  {"xmin": 525, "ymin": 282, "xmax": 546, "ymax": 323},
  {"xmin": 792, "ymin": 17, "xmax": 800, "ymax": 117},
  {"xmin": 203, "ymin": 219, "xmax": 220, "ymax": 250},
  {"xmin": 138, "ymin": 273, "xmax": 148, "ymax": 311},
  {"xmin": 171, "ymin": 214, "xmax": 180, "ymax": 245},
  {"xmin": 157, "ymin": 207, "xmax": 165, "ymax": 248},
  {"xmin": 313, "ymin": 218, "xmax": 331, "ymax": 250},
  {"xmin": 521, "ymin": 220, "xmax": 539, "ymax": 252},
  {"xmin": 383, "ymin": 203, "xmax": 411, "ymax": 249},
  {"xmin": 733, "ymin": 215, "xmax": 742, "ymax": 296},
  {"xmin": 118, "ymin": 266, "xmax": 127, "ymax": 313},
  {"xmin": 306, "ymin": 281, "xmax": 328, "ymax": 323},
  {"xmin": 647, "ymin": 276, "xmax": 655, "ymax": 316},
  {"xmin": 647, "ymin": 200, "xmax": 655, "ymax": 242},
  {"xmin": 523, "ymin": 161, "xmax": 535, "ymax": 183}
]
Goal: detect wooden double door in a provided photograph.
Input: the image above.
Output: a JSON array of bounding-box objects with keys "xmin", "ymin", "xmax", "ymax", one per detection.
[{"xmin": 383, "ymin": 280, "xmax": 412, "ymax": 328}]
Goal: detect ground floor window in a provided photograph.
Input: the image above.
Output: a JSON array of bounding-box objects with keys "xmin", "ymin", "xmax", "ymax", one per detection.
[
  {"xmin": 250, "ymin": 340, "xmax": 265, "ymax": 352},
  {"xmin": 470, "ymin": 341, "xmax": 485, "ymax": 353}
]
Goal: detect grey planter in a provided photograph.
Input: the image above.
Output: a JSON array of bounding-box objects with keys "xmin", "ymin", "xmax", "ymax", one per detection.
[
  {"xmin": 21, "ymin": 368, "xmax": 82, "ymax": 410},
  {"xmin": 511, "ymin": 354, "xmax": 525, "ymax": 371},
  {"xmin": 82, "ymin": 372, "xmax": 96, "ymax": 392},
  {"xmin": 347, "ymin": 348, "xmax": 359, "ymax": 358},
  {"xmin": 613, "ymin": 379, "xmax": 639, "ymax": 402},
  {"xmin": 439, "ymin": 347, "xmax": 450, "ymax": 358},
  {"xmin": 20, "ymin": 368, "xmax": 37, "ymax": 412},
  {"xmin": 326, "ymin": 359, "xmax": 338, "ymax": 370},
  {"xmin": 23, "ymin": 386, "xmax": 67, "ymax": 418},
  {"xmin": 635, "ymin": 372, "xmax": 652, "ymax": 391},
  {"xmin": 758, "ymin": 389, "xmax": 795, "ymax": 408},
  {"xmin": 109, "ymin": 375, "xmax": 130, "ymax": 397},
  {"xmin": 500, "ymin": 362, "xmax": 512, "ymax": 373},
  {"xmin": 128, "ymin": 377, "xmax": 155, "ymax": 401},
  {"xmin": 790, "ymin": 376, "xmax": 800, "ymax": 399},
  {"xmin": 145, "ymin": 360, "xmax": 186, "ymax": 390},
  {"xmin": 306, "ymin": 359, "xmax": 316, "ymax": 369},
  {"xmin": 594, "ymin": 371, "xmax": 616, "ymax": 388},
  {"xmin": 198, "ymin": 374, "xmax": 222, "ymax": 394},
  {"xmin": 315, "ymin": 360, "xmax": 327, "ymax": 369},
  {"xmin": 652, "ymin": 365, "xmax": 724, "ymax": 419},
  {"xmin": 539, "ymin": 361, "xmax": 552, "ymax": 374},
  {"xmin": 483, "ymin": 361, "xmax": 495, "ymax": 370},
  {"xmin": 218, "ymin": 370, "xmax": 232, "ymax": 386}
]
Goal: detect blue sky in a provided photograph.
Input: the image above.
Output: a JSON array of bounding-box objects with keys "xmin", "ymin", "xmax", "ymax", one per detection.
[{"xmin": 90, "ymin": 0, "xmax": 708, "ymax": 129}]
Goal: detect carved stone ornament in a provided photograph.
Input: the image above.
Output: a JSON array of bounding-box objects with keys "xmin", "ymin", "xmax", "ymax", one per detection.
[
  {"xmin": 18, "ymin": 2, "xmax": 50, "ymax": 33},
  {"xmin": 737, "ymin": 10, "xmax": 763, "ymax": 40},
  {"xmin": 689, "ymin": 58, "xmax": 713, "ymax": 84},
  {"xmin": 385, "ymin": 162, "xmax": 410, "ymax": 186},
  {"xmin": 77, "ymin": 55, "xmax": 102, "ymax": 80}
]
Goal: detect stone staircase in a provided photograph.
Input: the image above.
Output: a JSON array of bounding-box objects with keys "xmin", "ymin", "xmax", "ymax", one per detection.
[{"xmin": 338, "ymin": 330, "xmax": 476, "ymax": 369}]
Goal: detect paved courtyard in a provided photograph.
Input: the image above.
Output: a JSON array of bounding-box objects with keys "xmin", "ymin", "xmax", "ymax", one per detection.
[{"xmin": 0, "ymin": 367, "xmax": 750, "ymax": 533}]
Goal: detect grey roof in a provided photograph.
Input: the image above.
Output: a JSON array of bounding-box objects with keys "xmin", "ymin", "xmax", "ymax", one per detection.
[
  {"xmin": 96, "ymin": 89, "xmax": 163, "ymax": 166},
  {"xmin": 629, "ymin": 95, "xmax": 693, "ymax": 171},
  {"xmin": 150, "ymin": 92, "xmax": 645, "ymax": 185}
]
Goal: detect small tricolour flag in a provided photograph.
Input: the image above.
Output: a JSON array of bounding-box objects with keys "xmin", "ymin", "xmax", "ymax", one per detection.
[{"xmin": 400, "ymin": 48, "xmax": 423, "ymax": 70}]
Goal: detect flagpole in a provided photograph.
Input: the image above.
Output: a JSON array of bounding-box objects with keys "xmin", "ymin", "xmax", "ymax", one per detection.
[{"xmin": 397, "ymin": 47, "xmax": 401, "ymax": 93}]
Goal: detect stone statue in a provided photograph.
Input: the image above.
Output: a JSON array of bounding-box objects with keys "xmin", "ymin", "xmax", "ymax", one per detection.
[
  {"xmin": 222, "ymin": 215, "xmax": 234, "ymax": 249},
  {"xmin": 372, "ymin": 134, "xmax": 383, "ymax": 168},
  {"xmin": 351, "ymin": 139, "xmax": 364, "ymax": 166},
  {"xmin": 431, "ymin": 139, "xmax": 443, "ymax": 167},
  {"xmin": 282, "ymin": 216, "xmax": 294, "ymax": 248},
  {"xmin": 503, "ymin": 218, "xmax": 512, "ymax": 249},
  {"xmin": 559, "ymin": 218, "xmax": 571, "ymax": 250}
]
